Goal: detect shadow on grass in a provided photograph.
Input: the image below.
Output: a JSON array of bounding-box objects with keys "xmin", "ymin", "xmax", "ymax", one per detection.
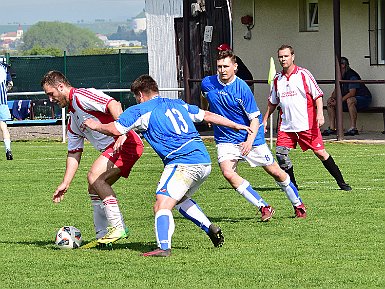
[
  {"xmin": 217, "ymin": 186, "xmax": 281, "ymax": 192},
  {"xmin": 0, "ymin": 239, "xmax": 189, "ymax": 254}
]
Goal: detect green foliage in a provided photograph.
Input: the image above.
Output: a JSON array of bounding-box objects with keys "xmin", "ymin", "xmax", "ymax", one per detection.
[
  {"xmin": 0, "ymin": 141, "xmax": 384, "ymax": 288},
  {"xmin": 21, "ymin": 21, "xmax": 104, "ymax": 55},
  {"xmin": 21, "ymin": 45, "xmax": 63, "ymax": 56},
  {"xmin": 80, "ymin": 47, "xmax": 116, "ymax": 55}
]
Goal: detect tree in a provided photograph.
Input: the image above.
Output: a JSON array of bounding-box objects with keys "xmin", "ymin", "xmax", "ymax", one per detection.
[
  {"xmin": 22, "ymin": 45, "xmax": 63, "ymax": 56},
  {"xmin": 21, "ymin": 21, "xmax": 104, "ymax": 55}
]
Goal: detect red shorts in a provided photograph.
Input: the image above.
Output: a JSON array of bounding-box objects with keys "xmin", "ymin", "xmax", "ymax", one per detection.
[
  {"xmin": 102, "ymin": 131, "xmax": 144, "ymax": 178},
  {"xmin": 276, "ymin": 127, "xmax": 324, "ymax": 152}
]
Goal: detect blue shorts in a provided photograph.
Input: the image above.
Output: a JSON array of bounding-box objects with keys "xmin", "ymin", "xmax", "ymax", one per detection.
[
  {"xmin": 0, "ymin": 104, "xmax": 11, "ymax": 121},
  {"xmin": 343, "ymin": 95, "xmax": 372, "ymax": 112}
]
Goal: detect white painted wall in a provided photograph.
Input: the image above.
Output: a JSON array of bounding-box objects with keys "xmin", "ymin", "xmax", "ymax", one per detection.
[
  {"xmin": 145, "ymin": 0, "xmax": 183, "ymax": 98},
  {"xmin": 233, "ymin": 0, "xmax": 385, "ymax": 132}
]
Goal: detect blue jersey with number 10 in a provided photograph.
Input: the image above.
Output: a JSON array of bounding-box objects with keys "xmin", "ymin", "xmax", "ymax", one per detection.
[{"xmin": 115, "ymin": 96, "xmax": 211, "ymax": 166}]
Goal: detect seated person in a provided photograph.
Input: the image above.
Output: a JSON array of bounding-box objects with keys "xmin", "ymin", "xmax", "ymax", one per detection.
[{"xmin": 323, "ymin": 57, "xmax": 372, "ymax": 136}]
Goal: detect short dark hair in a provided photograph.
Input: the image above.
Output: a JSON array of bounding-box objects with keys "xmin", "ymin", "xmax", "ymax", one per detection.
[
  {"xmin": 41, "ymin": 70, "xmax": 71, "ymax": 87},
  {"xmin": 130, "ymin": 74, "xmax": 159, "ymax": 96},
  {"xmin": 277, "ymin": 44, "xmax": 295, "ymax": 55},
  {"xmin": 217, "ymin": 50, "xmax": 236, "ymax": 63}
]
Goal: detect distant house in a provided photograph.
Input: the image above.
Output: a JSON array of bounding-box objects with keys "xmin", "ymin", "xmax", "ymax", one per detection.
[
  {"xmin": 133, "ymin": 10, "xmax": 146, "ymax": 33},
  {"xmin": 96, "ymin": 33, "xmax": 108, "ymax": 42},
  {"xmin": 0, "ymin": 24, "xmax": 23, "ymax": 49}
]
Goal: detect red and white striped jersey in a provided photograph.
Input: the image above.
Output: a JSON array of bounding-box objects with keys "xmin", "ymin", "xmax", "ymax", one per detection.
[
  {"xmin": 67, "ymin": 87, "xmax": 116, "ymax": 153},
  {"xmin": 269, "ymin": 65, "xmax": 323, "ymax": 132}
]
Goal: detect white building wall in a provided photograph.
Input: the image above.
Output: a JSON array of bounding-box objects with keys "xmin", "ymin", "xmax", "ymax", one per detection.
[
  {"xmin": 233, "ymin": 0, "xmax": 385, "ymax": 132},
  {"xmin": 145, "ymin": 0, "xmax": 183, "ymax": 98}
]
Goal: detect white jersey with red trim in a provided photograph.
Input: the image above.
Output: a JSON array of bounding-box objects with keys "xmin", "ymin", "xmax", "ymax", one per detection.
[
  {"xmin": 67, "ymin": 87, "xmax": 116, "ymax": 152},
  {"xmin": 269, "ymin": 65, "xmax": 323, "ymax": 132}
]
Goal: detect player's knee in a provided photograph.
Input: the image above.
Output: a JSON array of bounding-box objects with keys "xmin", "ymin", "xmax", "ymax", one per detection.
[
  {"xmin": 87, "ymin": 170, "xmax": 103, "ymax": 186},
  {"xmin": 221, "ymin": 168, "xmax": 236, "ymax": 182},
  {"xmin": 276, "ymin": 146, "xmax": 292, "ymax": 170}
]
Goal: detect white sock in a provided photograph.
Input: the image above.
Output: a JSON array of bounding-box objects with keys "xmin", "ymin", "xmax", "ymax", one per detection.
[
  {"xmin": 236, "ymin": 180, "xmax": 268, "ymax": 208},
  {"xmin": 3, "ymin": 139, "xmax": 11, "ymax": 151},
  {"xmin": 175, "ymin": 198, "xmax": 211, "ymax": 234},
  {"xmin": 102, "ymin": 196, "xmax": 125, "ymax": 230},
  {"xmin": 155, "ymin": 209, "xmax": 175, "ymax": 250},
  {"xmin": 89, "ymin": 194, "xmax": 109, "ymax": 239},
  {"xmin": 277, "ymin": 175, "xmax": 302, "ymax": 207}
]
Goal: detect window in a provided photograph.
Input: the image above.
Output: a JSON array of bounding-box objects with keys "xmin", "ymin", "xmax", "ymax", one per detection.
[
  {"xmin": 299, "ymin": 0, "xmax": 319, "ymax": 32},
  {"xmin": 369, "ymin": 0, "xmax": 385, "ymax": 64},
  {"xmin": 307, "ymin": 0, "xmax": 319, "ymax": 31},
  {"xmin": 378, "ymin": 0, "xmax": 385, "ymax": 63}
]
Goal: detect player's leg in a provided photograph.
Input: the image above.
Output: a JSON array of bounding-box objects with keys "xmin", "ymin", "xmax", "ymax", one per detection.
[
  {"xmin": 93, "ymin": 141, "xmax": 142, "ymax": 245},
  {"xmin": 262, "ymin": 161, "xmax": 306, "ymax": 218},
  {"xmin": 0, "ymin": 120, "xmax": 12, "ymax": 160},
  {"xmin": 174, "ymin": 165, "xmax": 224, "ymax": 247},
  {"xmin": 275, "ymin": 131, "xmax": 299, "ymax": 189},
  {"xmin": 88, "ymin": 186, "xmax": 109, "ymax": 240},
  {"xmin": 276, "ymin": 146, "xmax": 298, "ymax": 190},
  {"xmin": 88, "ymin": 155, "xmax": 128, "ymax": 244},
  {"xmin": 217, "ymin": 144, "xmax": 272, "ymax": 220},
  {"xmin": 314, "ymin": 149, "xmax": 352, "ymax": 191},
  {"xmin": 141, "ymin": 194, "xmax": 177, "ymax": 257}
]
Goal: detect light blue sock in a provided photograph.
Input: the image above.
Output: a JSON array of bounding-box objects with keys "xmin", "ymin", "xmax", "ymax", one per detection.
[
  {"xmin": 277, "ymin": 175, "xmax": 302, "ymax": 206},
  {"xmin": 236, "ymin": 180, "xmax": 268, "ymax": 208},
  {"xmin": 175, "ymin": 198, "xmax": 211, "ymax": 234},
  {"xmin": 155, "ymin": 209, "xmax": 175, "ymax": 250}
]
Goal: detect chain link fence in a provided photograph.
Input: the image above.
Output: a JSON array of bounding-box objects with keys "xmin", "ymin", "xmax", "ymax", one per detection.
[{"xmin": 7, "ymin": 52, "xmax": 148, "ymax": 116}]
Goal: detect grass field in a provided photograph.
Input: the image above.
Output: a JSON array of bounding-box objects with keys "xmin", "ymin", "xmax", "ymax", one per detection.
[{"xmin": 0, "ymin": 140, "xmax": 384, "ymax": 288}]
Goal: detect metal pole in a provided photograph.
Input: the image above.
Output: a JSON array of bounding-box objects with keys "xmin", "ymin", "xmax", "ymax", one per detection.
[
  {"xmin": 183, "ymin": 0, "xmax": 191, "ymax": 103},
  {"xmin": 118, "ymin": 49, "xmax": 123, "ymax": 105},
  {"xmin": 333, "ymin": 0, "xmax": 343, "ymax": 140},
  {"xmin": 62, "ymin": 51, "xmax": 67, "ymax": 143}
]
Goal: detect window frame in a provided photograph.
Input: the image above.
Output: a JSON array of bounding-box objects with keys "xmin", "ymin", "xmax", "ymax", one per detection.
[
  {"xmin": 306, "ymin": 0, "xmax": 319, "ymax": 31},
  {"xmin": 369, "ymin": 0, "xmax": 385, "ymax": 65}
]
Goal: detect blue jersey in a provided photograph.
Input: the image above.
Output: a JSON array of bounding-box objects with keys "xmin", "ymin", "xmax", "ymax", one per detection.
[
  {"xmin": 115, "ymin": 96, "xmax": 211, "ymax": 166},
  {"xmin": 201, "ymin": 75, "xmax": 266, "ymax": 146}
]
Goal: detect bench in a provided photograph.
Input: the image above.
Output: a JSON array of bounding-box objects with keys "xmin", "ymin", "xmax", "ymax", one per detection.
[
  {"xmin": 6, "ymin": 100, "xmax": 62, "ymax": 127},
  {"xmin": 323, "ymin": 105, "xmax": 385, "ymax": 134}
]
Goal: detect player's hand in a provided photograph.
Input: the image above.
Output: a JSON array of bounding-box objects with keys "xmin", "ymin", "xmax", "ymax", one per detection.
[
  {"xmin": 113, "ymin": 134, "xmax": 127, "ymax": 152},
  {"xmin": 239, "ymin": 140, "xmax": 252, "ymax": 156},
  {"xmin": 53, "ymin": 183, "xmax": 68, "ymax": 203},
  {"xmin": 316, "ymin": 114, "xmax": 325, "ymax": 127},
  {"xmin": 234, "ymin": 124, "xmax": 253, "ymax": 134},
  {"xmin": 82, "ymin": 118, "xmax": 99, "ymax": 130},
  {"xmin": 262, "ymin": 121, "xmax": 268, "ymax": 133}
]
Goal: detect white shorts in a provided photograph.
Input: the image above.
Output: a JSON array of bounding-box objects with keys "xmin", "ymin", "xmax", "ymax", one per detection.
[
  {"xmin": 0, "ymin": 104, "xmax": 11, "ymax": 121},
  {"xmin": 156, "ymin": 164, "xmax": 212, "ymax": 201},
  {"xmin": 217, "ymin": 143, "xmax": 275, "ymax": 167}
]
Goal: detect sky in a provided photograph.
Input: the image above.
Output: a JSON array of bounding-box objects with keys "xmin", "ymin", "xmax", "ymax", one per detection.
[{"xmin": 1, "ymin": 0, "xmax": 145, "ymax": 25}]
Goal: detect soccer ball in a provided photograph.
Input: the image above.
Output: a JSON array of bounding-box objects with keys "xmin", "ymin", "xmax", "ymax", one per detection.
[{"xmin": 55, "ymin": 226, "xmax": 82, "ymax": 249}]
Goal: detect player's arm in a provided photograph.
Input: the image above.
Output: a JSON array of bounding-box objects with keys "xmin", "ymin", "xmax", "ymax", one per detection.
[
  {"xmin": 83, "ymin": 119, "xmax": 122, "ymax": 137},
  {"xmin": 240, "ymin": 117, "xmax": 259, "ymax": 156},
  {"xmin": 53, "ymin": 151, "xmax": 82, "ymax": 203},
  {"xmin": 203, "ymin": 110, "xmax": 253, "ymax": 134},
  {"xmin": 106, "ymin": 99, "xmax": 127, "ymax": 151},
  {"xmin": 107, "ymin": 99, "xmax": 123, "ymax": 120},
  {"xmin": 315, "ymin": 97, "xmax": 325, "ymax": 127},
  {"xmin": 262, "ymin": 101, "xmax": 278, "ymax": 127}
]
